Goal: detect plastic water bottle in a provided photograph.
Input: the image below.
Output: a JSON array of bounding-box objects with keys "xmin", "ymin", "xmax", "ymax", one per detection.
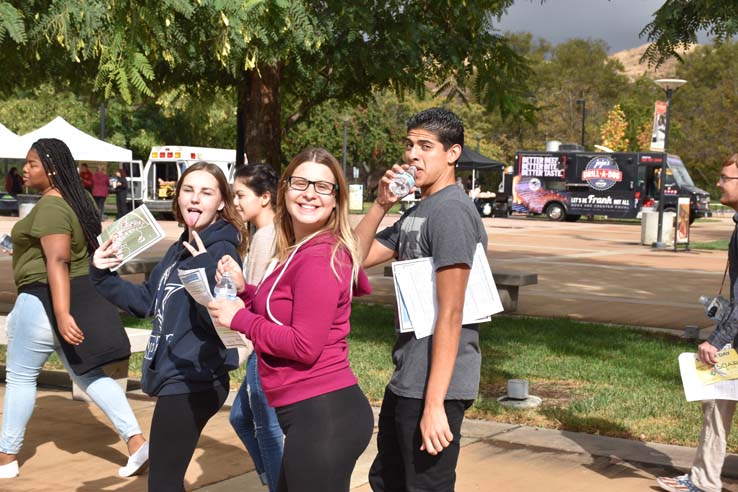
[
  {"xmin": 214, "ymin": 271, "xmax": 237, "ymax": 300},
  {"xmin": 389, "ymin": 166, "xmax": 416, "ymax": 197}
]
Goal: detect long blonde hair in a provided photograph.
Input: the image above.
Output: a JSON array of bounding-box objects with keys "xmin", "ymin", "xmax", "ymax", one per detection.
[{"xmin": 274, "ymin": 148, "xmax": 360, "ymax": 284}]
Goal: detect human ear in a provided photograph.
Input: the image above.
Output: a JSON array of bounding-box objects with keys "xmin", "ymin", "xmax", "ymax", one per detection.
[{"xmin": 447, "ymin": 144, "xmax": 462, "ymax": 165}]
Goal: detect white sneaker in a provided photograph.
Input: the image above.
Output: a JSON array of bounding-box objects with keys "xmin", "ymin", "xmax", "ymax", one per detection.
[
  {"xmin": 118, "ymin": 441, "xmax": 149, "ymax": 477},
  {"xmin": 0, "ymin": 460, "xmax": 19, "ymax": 478}
]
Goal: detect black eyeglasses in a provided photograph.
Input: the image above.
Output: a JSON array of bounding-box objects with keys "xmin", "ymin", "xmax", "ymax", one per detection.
[
  {"xmin": 719, "ymin": 174, "xmax": 738, "ymax": 183},
  {"xmin": 287, "ymin": 176, "xmax": 338, "ymax": 195}
]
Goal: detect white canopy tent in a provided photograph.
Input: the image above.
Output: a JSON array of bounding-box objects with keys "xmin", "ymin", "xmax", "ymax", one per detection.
[
  {"xmin": 0, "ymin": 122, "xmax": 17, "ymax": 141},
  {"xmin": 0, "ymin": 123, "xmax": 21, "ymax": 177},
  {"xmin": 0, "ymin": 116, "xmax": 132, "ymax": 162}
]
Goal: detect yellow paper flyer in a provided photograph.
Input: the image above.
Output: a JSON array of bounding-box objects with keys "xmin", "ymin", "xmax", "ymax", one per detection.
[{"xmin": 696, "ymin": 348, "xmax": 738, "ymax": 385}]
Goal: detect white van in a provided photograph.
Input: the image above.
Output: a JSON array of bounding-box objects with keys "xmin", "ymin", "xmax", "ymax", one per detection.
[{"xmin": 137, "ymin": 145, "xmax": 246, "ymax": 214}]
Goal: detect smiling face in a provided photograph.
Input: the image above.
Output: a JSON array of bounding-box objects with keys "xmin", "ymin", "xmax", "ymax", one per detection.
[
  {"xmin": 23, "ymin": 148, "xmax": 52, "ymax": 192},
  {"xmin": 176, "ymin": 170, "xmax": 225, "ymax": 233},
  {"xmin": 284, "ymin": 161, "xmax": 337, "ymax": 241},
  {"xmin": 404, "ymin": 129, "xmax": 461, "ymax": 197}
]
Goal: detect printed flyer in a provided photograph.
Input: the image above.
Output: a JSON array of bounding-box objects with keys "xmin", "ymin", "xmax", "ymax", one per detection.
[
  {"xmin": 97, "ymin": 205, "xmax": 166, "ymax": 272},
  {"xmin": 695, "ymin": 347, "xmax": 738, "ymax": 385}
]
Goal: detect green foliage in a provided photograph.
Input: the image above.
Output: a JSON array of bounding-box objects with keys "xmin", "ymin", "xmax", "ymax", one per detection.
[
  {"xmin": 641, "ymin": 0, "xmax": 738, "ymax": 66},
  {"xmin": 668, "ymin": 41, "xmax": 738, "ymax": 196},
  {"xmin": 0, "ymin": 2, "xmax": 25, "ymax": 44},
  {"xmin": 1, "ymin": 1, "xmax": 533, "ymax": 131},
  {"xmin": 282, "ymin": 94, "xmax": 408, "ymax": 172},
  {"xmin": 0, "ymin": 84, "xmax": 98, "ymax": 135},
  {"xmin": 0, "ymin": 0, "xmax": 731, "ymax": 198}
]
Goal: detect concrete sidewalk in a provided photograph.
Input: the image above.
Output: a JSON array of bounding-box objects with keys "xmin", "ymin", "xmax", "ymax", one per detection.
[
  {"xmin": 198, "ymin": 404, "xmax": 738, "ymax": 492},
  {"xmin": 2, "ymin": 384, "xmax": 738, "ymax": 492}
]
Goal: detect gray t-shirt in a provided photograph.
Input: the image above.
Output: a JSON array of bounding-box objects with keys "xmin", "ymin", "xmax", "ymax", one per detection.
[{"xmin": 376, "ymin": 184, "xmax": 487, "ymax": 400}]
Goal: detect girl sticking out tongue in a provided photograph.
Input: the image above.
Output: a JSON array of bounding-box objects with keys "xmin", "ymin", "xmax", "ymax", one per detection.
[{"xmin": 176, "ymin": 169, "xmax": 224, "ymax": 240}]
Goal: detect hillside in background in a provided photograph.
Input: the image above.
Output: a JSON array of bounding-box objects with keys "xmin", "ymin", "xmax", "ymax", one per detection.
[{"xmin": 610, "ymin": 43, "xmax": 698, "ymax": 81}]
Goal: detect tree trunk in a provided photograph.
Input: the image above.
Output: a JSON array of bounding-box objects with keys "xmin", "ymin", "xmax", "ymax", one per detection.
[{"xmin": 236, "ymin": 65, "xmax": 281, "ymax": 172}]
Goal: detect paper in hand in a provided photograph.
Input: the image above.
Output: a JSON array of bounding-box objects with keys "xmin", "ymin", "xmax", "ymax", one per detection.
[{"xmin": 97, "ymin": 205, "xmax": 165, "ymax": 271}]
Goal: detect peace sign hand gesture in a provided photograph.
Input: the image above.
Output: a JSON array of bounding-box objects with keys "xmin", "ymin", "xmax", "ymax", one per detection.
[{"xmin": 183, "ymin": 230, "xmax": 207, "ymax": 257}]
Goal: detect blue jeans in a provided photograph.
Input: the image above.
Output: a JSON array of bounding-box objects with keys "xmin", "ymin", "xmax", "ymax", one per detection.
[
  {"xmin": 0, "ymin": 293, "xmax": 142, "ymax": 454},
  {"xmin": 229, "ymin": 351, "xmax": 283, "ymax": 491}
]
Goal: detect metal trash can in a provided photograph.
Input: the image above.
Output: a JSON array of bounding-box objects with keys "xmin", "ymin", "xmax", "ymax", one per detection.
[
  {"xmin": 0, "ymin": 193, "xmax": 18, "ymax": 215},
  {"xmin": 17, "ymin": 194, "xmax": 41, "ymax": 219},
  {"xmin": 641, "ymin": 210, "xmax": 675, "ymax": 245}
]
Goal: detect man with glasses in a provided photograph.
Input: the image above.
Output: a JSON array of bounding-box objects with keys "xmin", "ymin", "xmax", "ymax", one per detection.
[
  {"xmin": 356, "ymin": 108, "xmax": 486, "ymax": 492},
  {"xmin": 657, "ymin": 153, "xmax": 738, "ymax": 492}
]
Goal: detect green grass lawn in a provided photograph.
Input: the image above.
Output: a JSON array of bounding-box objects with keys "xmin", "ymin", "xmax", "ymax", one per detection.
[
  {"xmin": 356, "ymin": 201, "xmax": 404, "ymax": 214},
  {"xmin": 690, "ymin": 239, "xmax": 730, "ymax": 251},
  {"xmin": 0, "ymin": 304, "xmax": 727, "ymax": 450}
]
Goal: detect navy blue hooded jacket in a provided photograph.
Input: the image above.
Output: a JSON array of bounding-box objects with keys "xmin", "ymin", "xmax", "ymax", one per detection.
[{"xmin": 91, "ymin": 219, "xmax": 241, "ymax": 396}]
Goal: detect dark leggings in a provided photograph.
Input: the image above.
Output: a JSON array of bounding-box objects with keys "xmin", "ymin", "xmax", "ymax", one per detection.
[
  {"xmin": 148, "ymin": 385, "xmax": 229, "ymax": 492},
  {"xmin": 275, "ymin": 384, "xmax": 374, "ymax": 492}
]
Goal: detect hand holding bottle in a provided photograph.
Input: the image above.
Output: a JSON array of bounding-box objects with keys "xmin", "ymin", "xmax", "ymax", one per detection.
[
  {"xmin": 389, "ymin": 165, "xmax": 416, "ymax": 197},
  {"xmin": 216, "ymin": 255, "xmax": 245, "ymax": 293},
  {"xmin": 214, "ymin": 271, "xmax": 238, "ymax": 300}
]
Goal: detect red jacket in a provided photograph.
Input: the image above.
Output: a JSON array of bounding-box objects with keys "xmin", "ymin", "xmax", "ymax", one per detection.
[
  {"xmin": 91, "ymin": 171, "xmax": 109, "ymax": 198},
  {"xmin": 80, "ymin": 169, "xmax": 93, "ymax": 190}
]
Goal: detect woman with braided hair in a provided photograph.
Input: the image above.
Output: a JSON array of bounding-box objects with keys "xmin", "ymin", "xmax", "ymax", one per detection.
[{"xmin": 0, "ymin": 139, "xmax": 148, "ymax": 479}]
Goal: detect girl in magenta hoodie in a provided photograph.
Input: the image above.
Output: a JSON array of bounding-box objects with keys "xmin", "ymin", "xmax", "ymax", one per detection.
[{"xmin": 211, "ymin": 148, "xmax": 373, "ymax": 492}]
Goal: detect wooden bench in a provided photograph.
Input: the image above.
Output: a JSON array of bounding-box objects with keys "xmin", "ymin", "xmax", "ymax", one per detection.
[
  {"xmin": 383, "ymin": 266, "xmax": 537, "ymax": 312},
  {"xmin": 0, "ymin": 315, "xmax": 150, "ymax": 401}
]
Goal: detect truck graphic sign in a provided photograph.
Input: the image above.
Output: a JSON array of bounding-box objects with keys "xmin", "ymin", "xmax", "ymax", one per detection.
[{"xmin": 582, "ymin": 156, "xmax": 622, "ymax": 191}]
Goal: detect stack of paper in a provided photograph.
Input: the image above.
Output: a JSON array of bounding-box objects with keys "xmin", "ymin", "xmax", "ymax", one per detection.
[
  {"xmin": 391, "ymin": 243, "xmax": 503, "ymax": 339},
  {"xmin": 679, "ymin": 349, "xmax": 738, "ymax": 401},
  {"xmin": 178, "ymin": 267, "xmax": 248, "ymax": 350}
]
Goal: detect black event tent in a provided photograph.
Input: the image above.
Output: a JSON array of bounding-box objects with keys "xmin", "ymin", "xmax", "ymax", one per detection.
[
  {"xmin": 456, "ymin": 147, "xmax": 505, "ymax": 190},
  {"xmin": 456, "ymin": 147, "xmax": 505, "ymax": 171}
]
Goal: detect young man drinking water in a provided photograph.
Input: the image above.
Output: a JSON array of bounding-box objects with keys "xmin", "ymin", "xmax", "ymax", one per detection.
[{"xmin": 356, "ymin": 108, "xmax": 487, "ymax": 492}]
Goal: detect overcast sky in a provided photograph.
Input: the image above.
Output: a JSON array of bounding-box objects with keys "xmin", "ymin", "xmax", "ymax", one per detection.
[{"xmin": 495, "ymin": 0, "xmax": 711, "ymax": 53}]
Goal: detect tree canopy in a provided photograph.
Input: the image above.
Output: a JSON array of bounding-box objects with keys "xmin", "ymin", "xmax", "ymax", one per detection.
[
  {"xmin": 641, "ymin": 0, "xmax": 738, "ymax": 65},
  {"xmin": 1, "ymin": 0, "xmax": 534, "ymax": 168}
]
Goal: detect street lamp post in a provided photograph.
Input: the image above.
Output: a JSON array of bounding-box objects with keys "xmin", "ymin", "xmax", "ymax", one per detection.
[
  {"xmin": 341, "ymin": 119, "xmax": 348, "ymax": 179},
  {"xmin": 576, "ymin": 99, "xmax": 585, "ymax": 148},
  {"xmin": 472, "ymin": 135, "xmax": 481, "ymax": 189},
  {"xmin": 652, "ymin": 78, "xmax": 687, "ymax": 249}
]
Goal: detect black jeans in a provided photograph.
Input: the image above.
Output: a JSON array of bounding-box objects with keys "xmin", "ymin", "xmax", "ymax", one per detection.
[
  {"xmin": 94, "ymin": 195, "xmax": 106, "ymax": 220},
  {"xmin": 148, "ymin": 385, "xmax": 229, "ymax": 492},
  {"xmin": 275, "ymin": 384, "xmax": 373, "ymax": 492},
  {"xmin": 115, "ymin": 192, "xmax": 129, "ymax": 219},
  {"xmin": 368, "ymin": 386, "xmax": 473, "ymax": 492}
]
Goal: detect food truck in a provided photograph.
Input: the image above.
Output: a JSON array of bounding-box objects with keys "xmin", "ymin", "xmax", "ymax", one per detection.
[{"xmin": 509, "ymin": 151, "xmax": 711, "ymax": 222}]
